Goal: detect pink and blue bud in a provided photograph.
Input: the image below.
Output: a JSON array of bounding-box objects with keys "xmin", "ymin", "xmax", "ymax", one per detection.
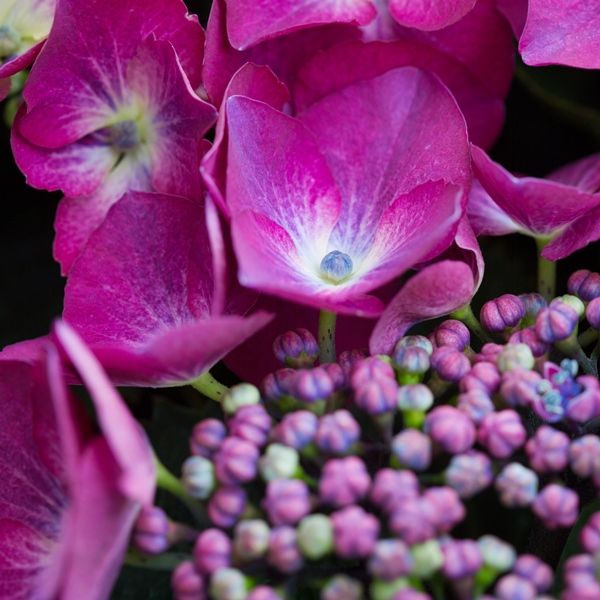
[
  {"xmin": 478, "ymin": 410, "xmax": 526, "ymax": 458},
  {"xmin": 190, "ymin": 418, "xmax": 227, "ymax": 459},
  {"xmin": 181, "ymin": 456, "xmax": 216, "ymax": 500},
  {"xmin": 272, "ymin": 328, "xmax": 319, "ymax": 368},
  {"xmin": 368, "ymin": 540, "xmax": 414, "ymax": 580},
  {"xmin": 293, "ymin": 367, "xmax": 334, "ymax": 403},
  {"xmin": 171, "ymin": 561, "xmax": 204, "ymax": 600},
  {"xmin": 228, "ymin": 405, "xmax": 272, "ymax": 448},
  {"xmin": 389, "ymin": 497, "xmax": 437, "ymax": 544},
  {"xmin": 354, "ymin": 378, "xmax": 398, "ymax": 415},
  {"xmin": 262, "ymin": 368, "xmax": 296, "ymax": 401},
  {"xmin": 525, "ymin": 425, "xmax": 570, "ymax": 472},
  {"xmin": 441, "ymin": 539, "xmax": 483, "ymax": 579},
  {"xmin": 370, "ymin": 468, "xmax": 419, "ymax": 514},
  {"xmin": 319, "ymin": 456, "xmax": 371, "ymax": 507},
  {"xmin": 208, "ymin": 486, "xmax": 247, "ymax": 529},
  {"xmin": 513, "ymin": 555, "xmax": 553, "ymax": 592},
  {"xmin": 586, "ymin": 297, "xmax": 600, "ymax": 329},
  {"xmin": 509, "ymin": 327, "xmax": 549, "ymax": 358},
  {"xmin": 519, "ymin": 293, "xmax": 548, "ymax": 320},
  {"xmin": 267, "ymin": 526, "xmax": 303, "ymax": 574},
  {"xmin": 495, "ymin": 574, "xmax": 537, "ymax": 600},
  {"xmin": 457, "ymin": 389, "xmax": 495, "ymax": 424},
  {"xmin": 297, "ymin": 514, "xmax": 333, "ymax": 559},
  {"xmin": 568, "ymin": 270, "xmax": 600, "ymax": 302},
  {"xmin": 194, "ymin": 529, "xmax": 232, "ymax": 575},
  {"xmin": 430, "ymin": 346, "xmax": 471, "ymax": 382},
  {"xmin": 478, "ymin": 536, "xmax": 516, "ymax": 572},
  {"xmin": 331, "ymin": 506, "xmax": 379, "ymax": 559},
  {"xmin": 569, "ymin": 435, "xmax": 600, "ymax": 478},
  {"xmin": 396, "ymin": 335, "xmax": 434, "ymax": 356},
  {"xmin": 557, "ymin": 294, "xmax": 586, "ymax": 318},
  {"xmin": 459, "ymin": 361, "xmax": 501, "ymax": 394},
  {"xmin": 214, "ymin": 437, "xmax": 259, "ymax": 485},
  {"xmin": 424, "ymin": 487, "xmax": 466, "ymax": 534},
  {"xmin": 322, "ymin": 575, "xmax": 363, "ymax": 600},
  {"xmin": 209, "ymin": 568, "xmax": 247, "ymax": 600},
  {"xmin": 495, "ymin": 463, "xmax": 539, "ymax": 507},
  {"xmin": 532, "ymin": 484, "xmax": 579, "ymax": 528},
  {"xmin": 480, "ymin": 294, "xmax": 525, "ymax": 332},
  {"xmin": 351, "ymin": 357, "xmax": 395, "ymax": 387},
  {"xmin": 445, "ymin": 451, "xmax": 493, "ymax": 498},
  {"xmin": 563, "ymin": 554, "xmax": 596, "ymax": 588},
  {"xmin": 263, "ymin": 479, "xmax": 310, "ymax": 526},
  {"xmin": 222, "ymin": 384, "xmax": 261, "ymax": 415},
  {"xmin": 393, "ymin": 346, "xmax": 430, "ymax": 375},
  {"xmin": 233, "ymin": 519, "xmax": 270, "ymax": 561},
  {"xmin": 425, "ymin": 406, "xmax": 476, "ymax": 454},
  {"xmin": 581, "ymin": 512, "xmax": 600, "ymax": 553},
  {"xmin": 315, "ymin": 410, "xmax": 360, "ymax": 454},
  {"xmin": 259, "ymin": 444, "xmax": 299, "ymax": 481},
  {"xmin": 500, "ymin": 369, "xmax": 542, "ymax": 407},
  {"xmin": 393, "ymin": 589, "xmax": 432, "ymax": 600},
  {"xmin": 247, "ymin": 586, "xmax": 282, "ymax": 600},
  {"xmin": 338, "ymin": 349, "xmax": 368, "ymax": 376},
  {"xmin": 391, "ymin": 429, "xmax": 432, "ymax": 471},
  {"xmin": 397, "ymin": 384, "xmax": 434, "ymax": 412},
  {"xmin": 535, "ymin": 300, "xmax": 579, "ymax": 343},
  {"xmin": 273, "ymin": 410, "xmax": 318, "ymax": 450},
  {"xmin": 431, "ymin": 320, "xmax": 470, "ymax": 351},
  {"xmin": 133, "ymin": 505, "xmax": 170, "ymax": 555}
]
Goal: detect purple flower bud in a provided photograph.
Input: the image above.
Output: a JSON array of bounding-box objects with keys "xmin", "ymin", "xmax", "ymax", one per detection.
[
  {"xmin": 338, "ymin": 349, "xmax": 368, "ymax": 375},
  {"xmin": 432, "ymin": 319, "xmax": 470, "ymax": 351},
  {"xmin": 566, "ymin": 376, "xmax": 600, "ymax": 422},
  {"xmin": 478, "ymin": 535, "xmax": 516, "ymax": 571},
  {"xmin": 445, "ymin": 451, "xmax": 493, "ymax": 498},
  {"xmin": 474, "ymin": 342, "xmax": 504, "ymax": 364},
  {"xmin": 246, "ymin": 586, "xmax": 282, "ymax": 600},
  {"xmin": 568, "ymin": 269, "xmax": 600, "ymax": 301},
  {"xmin": 262, "ymin": 368, "xmax": 296, "ymax": 401},
  {"xmin": 368, "ymin": 539, "xmax": 414, "ymax": 580},
  {"xmin": 509, "ymin": 327, "xmax": 549, "ymax": 358},
  {"xmin": 370, "ymin": 468, "xmax": 419, "ymax": 514},
  {"xmin": 396, "ymin": 334, "xmax": 434, "ymax": 355},
  {"xmin": 586, "ymin": 297, "xmax": 600, "ymax": 329},
  {"xmin": 354, "ymin": 378, "xmax": 398, "ymax": 415},
  {"xmin": 563, "ymin": 581, "xmax": 600, "ymax": 600},
  {"xmin": 513, "ymin": 554, "xmax": 553, "ymax": 592},
  {"xmin": 569, "ymin": 435, "xmax": 600, "ymax": 477},
  {"xmin": 478, "ymin": 410, "xmax": 526, "ymax": 458},
  {"xmin": 457, "ymin": 389, "xmax": 495, "ymax": 424},
  {"xmin": 496, "ymin": 343, "xmax": 535, "ymax": 373},
  {"xmin": 495, "ymin": 574, "xmax": 536, "ymax": 600},
  {"xmin": 222, "ymin": 383, "xmax": 260, "ymax": 415},
  {"xmin": 392, "ymin": 590, "xmax": 432, "ymax": 600},
  {"xmin": 182, "ymin": 456, "xmax": 215, "ymax": 500},
  {"xmin": 194, "ymin": 529, "xmax": 232, "ymax": 575},
  {"xmin": 519, "ymin": 293, "xmax": 548, "ymax": 319},
  {"xmin": 459, "ymin": 361, "xmax": 501, "ymax": 394},
  {"xmin": 564, "ymin": 553, "xmax": 596, "ymax": 588},
  {"xmin": 267, "ymin": 526, "xmax": 303, "ymax": 574},
  {"xmin": 425, "ymin": 406, "xmax": 476, "ymax": 454},
  {"xmin": 171, "ymin": 561, "xmax": 204, "ymax": 600},
  {"xmin": 389, "ymin": 497, "xmax": 437, "ymax": 544},
  {"xmin": 424, "ymin": 487, "xmax": 465, "ymax": 533},
  {"xmin": 331, "ymin": 505, "xmax": 379, "ymax": 559},
  {"xmin": 319, "ymin": 456, "xmax": 371, "ymax": 507},
  {"xmin": 133, "ymin": 505, "xmax": 170, "ymax": 555},
  {"xmin": 214, "ymin": 437, "xmax": 259, "ymax": 486},
  {"xmin": 581, "ymin": 512, "xmax": 600, "ymax": 553},
  {"xmin": 259, "ymin": 443, "xmax": 299, "ymax": 481},
  {"xmin": 532, "ymin": 483, "xmax": 579, "ymax": 528},
  {"xmin": 495, "ymin": 463, "xmax": 539, "ymax": 507},
  {"xmin": 392, "ymin": 429, "xmax": 432, "ymax": 471},
  {"xmin": 351, "ymin": 356, "xmax": 395, "ymax": 388},
  {"xmin": 322, "ymin": 575, "xmax": 363, "ymax": 600},
  {"xmin": 442, "ymin": 539, "xmax": 482, "ymax": 579},
  {"xmin": 263, "ymin": 479, "xmax": 310, "ymax": 526},
  {"xmin": 525, "ymin": 425, "xmax": 570, "ymax": 472},
  {"xmin": 535, "ymin": 300, "xmax": 579, "ymax": 343},
  {"xmin": 297, "ymin": 514, "xmax": 333, "ymax": 559},
  {"xmin": 393, "ymin": 345, "xmax": 430, "ymax": 374},
  {"xmin": 190, "ymin": 418, "xmax": 226, "ymax": 458},
  {"xmin": 315, "ymin": 410, "xmax": 360, "ymax": 454},
  {"xmin": 273, "ymin": 328, "xmax": 319, "ymax": 368},
  {"xmin": 397, "ymin": 383, "xmax": 434, "ymax": 412},
  {"xmin": 293, "ymin": 367, "xmax": 334, "ymax": 403},
  {"xmin": 480, "ymin": 294, "xmax": 525, "ymax": 332},
  {"xmin": 208, "ymin": 486, "xmax": 247, "ymax": 529},
  {"xmin": 322, "ymin": 362, "xmax": 346, "ymax": 391},
  {"xmin": 273, "ymin": 410, "xmax": 318, "ymax": 450},
  {"xmin": 233, "ymin": 519, "xmax": 270, "ymax": 561},
  {"xmin": 500, "ymin": 368, "xmax": 542, "ymax": 407},
  {"xmin": 228, "ymin": 405, "xmax": 271, "ymax": 448},
  {"xmin": 430, "ymin": 347, "xmax": 471, "ymax": 382},
  {"xmin": 209, "ymin": 568, "xmax": 246, "ymax": 600}
]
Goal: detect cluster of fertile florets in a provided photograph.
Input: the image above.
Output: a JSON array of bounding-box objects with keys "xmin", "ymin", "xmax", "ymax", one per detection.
[{"xmin": 129, "ymin": 270, "xmax": 600, "ymax": 600}]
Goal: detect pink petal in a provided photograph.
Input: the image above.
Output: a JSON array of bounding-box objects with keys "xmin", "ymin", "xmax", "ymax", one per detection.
[
  {"xmin": 547, "ymin": 153, "xmax": 600, "ymax": 192},
  {"xmin": 225, "ymin": 0, "xmax": 376, "ymax": 50},
  {"xmin": 520, "ymin": 0, "xmax": 600, "ymax": 68},
  {"xmin": 543, "ymin": 205, "xmax": 600, "ymax": 261},
  {"xmin": 370, "ymin": 260, "xmax": 476, "ymax": 354},
  {"xmin": 496, "ymin": 0, "xmax": 528, "ymax": 37},
  {"xmin": 389, "ymin": 0, "xmax": 477, "ymax": 31},
  {"xmin": 0, "ymin": 41, "xmax": 45, "ymax": 79},
  {"xmin": 467, "ymin": 179, "xmax": 524, "ymax": 237}
]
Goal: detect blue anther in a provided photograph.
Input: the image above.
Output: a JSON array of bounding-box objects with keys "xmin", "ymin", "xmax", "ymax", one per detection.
[{"xmin": 319, "ymin": 251, "xmax": 353, "ymax": 283}]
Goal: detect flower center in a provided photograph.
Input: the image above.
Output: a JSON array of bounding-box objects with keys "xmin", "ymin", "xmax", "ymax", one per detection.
[
  {"xmin": 107, "ymin": 120, "xmax": 141, "ymax": 152},
  {"xmin": 0, "ymin": 25, "xmax": 20, "ymax": 59},
  {"xmin": 319, "ymin": 251, "xmax": 353, "ymax": 284}
]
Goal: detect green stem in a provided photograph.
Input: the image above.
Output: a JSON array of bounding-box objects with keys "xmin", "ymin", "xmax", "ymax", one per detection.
[
  {"xmin": 536, "ymin": 238, "xmax": 556, "ymax": 301},
  {"xmin": 579, "ymin": 328, "xmax": 599, "ymax": 348},
  {"xmin": 190, "ymin": 371, "xmax": 228, "ymax": 401},
  {"xmin": 155, "ymin": 456, "xmax": 206, "ymax": 525},
  {"xmin": 319, "ymin": 310, "xmax": 337, "ymax": 364},
  {"xmin": 556, "ymin": 334, "xmax": 598, "ymax": 377},
  {"xmin": 124, "ymin": 550, "xmax": 191, "ymax": 570},
  {"xmin": 450, "ymin": 305, "xmax": 493, "ymax": 344}
]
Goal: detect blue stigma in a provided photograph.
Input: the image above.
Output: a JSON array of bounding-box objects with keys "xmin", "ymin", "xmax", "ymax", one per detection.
[
  {"xmin": 108, "ymin": 120, "xmax": 140, "ymax": 151},
  {"xmin": 320, "ymin": 250, "xmax": 353, "ymax": 283}
]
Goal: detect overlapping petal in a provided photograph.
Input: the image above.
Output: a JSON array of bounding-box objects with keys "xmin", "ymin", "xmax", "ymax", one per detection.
[{"xmin": 389, "ymin": 0, "xmax": 477, "ymax": 31}]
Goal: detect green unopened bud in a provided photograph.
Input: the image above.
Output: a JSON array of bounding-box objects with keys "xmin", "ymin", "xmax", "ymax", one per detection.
[
  {"xmin": 322, "ymin": 575, "xmax": 363, "ymax": 600},
  {"xmin": 411, "ymin": 540, "xmax": 443, "ymax": 578},
  {"xmin": 259, "ymin": 444, "xmax": 299, "ymax": 481},
  {"xmin": 233, "ymin": 519, "xmax": 270, "ymax": 561},
  {"xmin": 209, "ymin": 567, "xmax": 248, "ymax": 600},
  {"xmin": 556, "ymin": 294, "xmax": 585, "ymax": 319},
  {"xmin": 478, "ymin": 535, "xmax": 516, "ymax": 572},
  {"xmin": 370, "ymin": 578, "xmax": 410, "ymax": 600},
  {"xmin": 181, "ymin": 455, "xmax": 215, "ymax": 499},
  {"xmin": 497, "ymin": 343, "xmax": 535, "ymax": 373},
  {"xmin": 222, "ymin": 383, "xmax": 260, "ymax": 415},
  {"xmin": 297, "ymin": 514, "xmax": 333, "ymax": 559}
]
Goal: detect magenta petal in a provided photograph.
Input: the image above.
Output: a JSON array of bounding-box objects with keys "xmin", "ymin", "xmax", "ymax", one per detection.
[
  {"xmin": 225, "ymin": 0, "xmax": 376, "ymax": 50},
  {"xmin": 370, "ymin": 260, "xmax": 476, "ymax": 355},
  {"xmin": 548, "ymin": 153, "xmax": 600, "ymax": 192},
  {"xmin": 496, "ymin": 0, "xmax": 528, "ymax": 37},
  {"xmin": 0, "ymin": 40, "xmax": 45, "ymax": 79},
  {"xmin": 467, "ymin": 179, "xmax": 524, "ymax": 237},
  {"xmin": 201, "ymin": 63, "xmax": 289, "ymax": 216},
  {"xmin": 543, "ymin": 205, "xmax": 600, "ymax": 261},
  {"xmin": 389, "ymin": 0, "xmax": 477, "ymax": 31},
  {"xmin": 520, "ymin": 0, "xmax": 600, "ymax": 68},
  {"xmin": 472, "ymin": 145, "xmax": 600, "ymax": 236}
]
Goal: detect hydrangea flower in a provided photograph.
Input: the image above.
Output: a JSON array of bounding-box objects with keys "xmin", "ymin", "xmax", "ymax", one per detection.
[
  {"xmin": 12, "ymin": 0, "xmax": 216, "ymax": 273},
  {"xmin": 0, "ymin": 322, "xmax": 155, "ymax": 599}
]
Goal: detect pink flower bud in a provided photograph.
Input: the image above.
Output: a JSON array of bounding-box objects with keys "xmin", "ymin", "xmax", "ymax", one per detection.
[
  {"xmin": 228, "ymin": 405, "xmax": 271, "ymax": 448},
  {"xmin": 586, "ymin": 297, "xmax": 600, "ymax": 329},
  {"xmin": 133, "ymin": 505, "xmax": 170, "ymax": 555},
  {"xmin": 509, "ymin": 327, "xmax": 549, "ymax": 358},
  {"xmin": 480, "ymin": 294, "xmax": 525, "ymax": 332},
  {"xmin": 190, "ymin": 418, "xmax": 226, "ymax": 458},
  {"xmin": 495, "ymin": 574, "xmax": 536, "ymax": 600},
  {"xmin": 316, "ymin": 410, "xmax": 360, "ymax": 454},
  {"xmin": 261, "ymin": 368, "xmax": 296, "ymax": 401},
  {"xmin": 370, "ymin": 468, "xmax": 419, "ymax": 514},
  {"xmin": 459, "ymin": 361, "xmax": 501, "ymax": 394},
  {"xmin": 425, "ymin": 406, "xmax": 476, "ymax": 454},
  {"xmin": 432, "ymin": 319, "xmax": 470, "ymax": 351},
  {"xmin": 171, "ymin": 561, "xmax": 204, "ymax": 600},
  {"xmin": 247, "ymin": 586, "xmax": 282, "ymax": 600},
  {"xmin": 208, "ymin": 486, "xmax": 247, "ymax": 529},
  {"xmin": 354, "ymin": 378, "xmax": 398, "ymax": 415},
  {"xmin": 319, "ymin": 457, "xmax": 370, "ymax": 507},
  {"xmin": 457, "ymin": 389, "xmax": 495, "ymax": 424},
  {"xmin": 431, "ymin": 346, "xmax": 471, "ymax": 382},
  {"xmin": 273, "ymin": 328, "xmax": 319, "ymax": 368},
  {"xmin": 442, "ymin": 539, "xmax": 482, "ymax": 579},
  {"xmin": 351, "ymin": 356, "xmax": 395, "ymax": 387},
  {"xmin": 570, "ymin": 435, "xmax": 600, "ymax": 478},
  {"xmin": 513, "ymin": 554, "xmax": 553, "ymax": 592},
  {"xmin": 293, "ymin": 367, "xmax": 334, "ymax": 403},
  {"xmin": 214, "ymin": 437, "xmax": 259, "ymax": 485},
  {"xmin": 331, "ymin": 506, "xmax": 379, "ymax": 559},
  {"xmin": 368, "ymin": 539, "xmax": 413, "ymax": 580},
  {"xmin": 263, "ymin": 479, "xmax": 310, "ymax": 526},
  {"xmin": 568, "ymin": 269, "xmax": 600, "ymax": 301},
  {"xmin": 478, "ymin": 410, "xmax": 526, "ymax": 458},
  {"xmin": 424, "ymin": 487, "xmax": 465, "ymax": 533},
  {"xmin": 194, "ymin": 529, "xmax": 232, "ymax": 575},
  {"xmin": 532, "ymin": 484, "xmax": 579, "ymax": 528},
  {"xmin": 389, "ymin": 497, "xmax": 437, "ymax": 544},
  {"xmin": 392, "ymin": 429, "xmax": 432, "ymax": 471},
  {"xmin": 495, "ymin": 463, "xmax": 538, "ymax": 507},
  {"xmin": 267, "ymin": 526, "xmax": 303, "ymax": 574},
  {"xmin": 445, "ymin": 451, "xmax": 493, "ymax": 498},
  {"xmin": 581, "ymin": 512, "xmax": 600, "ymax": 553},
  {"xmin": 273, "ymin": 410, "xmax": 318, "ymax": 450},
  {"xmin": 525, "ymin": 425, "xmax": 570, "ymax": 472},
  {"xmin": 535, "ymin": 300, "xmax": 578, "ymax": 343}
]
